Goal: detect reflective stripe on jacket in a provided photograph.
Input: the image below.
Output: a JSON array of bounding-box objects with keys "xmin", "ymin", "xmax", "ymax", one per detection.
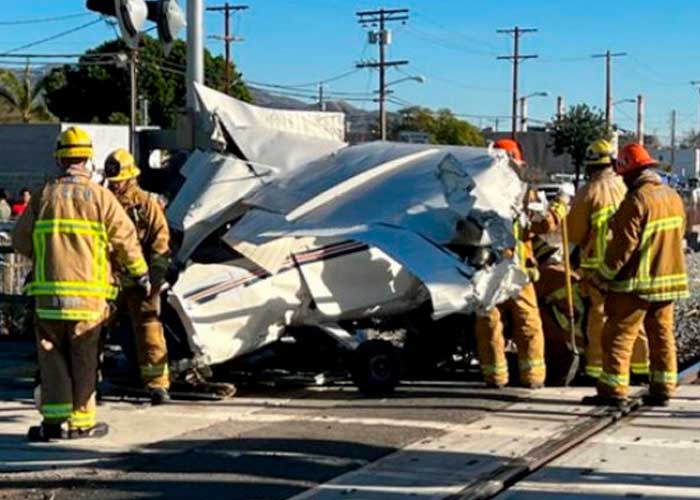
[
  {"xmin": 567, "ymin": 168, "xmax": 626, "ymax": 271},
  {"xmin": 115, "ymin": 183, "xmax": 170, "ymax": 287},
  {"xmin": 513, "ymin": 221, "xmax": 539, "ymax": 282},
  {"xmin": 12, "ymin": 168, "xmax": 147, "ymax": 321},
  {"xmin": 598, "ymin": 170, "xmax": 689, "ymax": 302}
]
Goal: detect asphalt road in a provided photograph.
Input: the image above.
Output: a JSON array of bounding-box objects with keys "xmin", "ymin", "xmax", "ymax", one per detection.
[{"xmin": 0, "ymin": 339, "xmax": 517, "ymax": 500}]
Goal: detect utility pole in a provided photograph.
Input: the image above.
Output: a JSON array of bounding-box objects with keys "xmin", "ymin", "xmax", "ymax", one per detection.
[
  {"xmin": 318, "ymin": 83, "xmax": 325, "ymax": 111},
  {"xmin": 636, "ymin": 94, "xmax": 644, "ymax": 145},
  {"xmin": 691, "ymin": 81, "xmax": 700, "ymax": 147},
  {"xmin": 207, "ymin": 3, "xmax": 248, "ymax": 95},
  {"xmin": 356, "ymin": 8, "xmax": 409, "ymax": 140},
  {"xmin": 497, "ymin": 26, "xmax": 538, "ymax": 139},
  {"xmin": 139, "ymin": 96, "xmax": 149, "ymax": 127},
  {"xmin": 592, "ymin": 50, "xmax": 627, "ymax": 129},
  {"xmin": 556, "ymin": 95, "xmax": 565, "ymax": 120},
  {"xmin": 671, "ymin": 109, "xmax": 677, "ymax": 167}
]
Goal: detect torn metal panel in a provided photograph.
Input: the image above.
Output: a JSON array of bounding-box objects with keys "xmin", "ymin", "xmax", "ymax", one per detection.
[
  {"xmin": 195, "ymin": 83, "xmax": 347, "ymax": 171},
  {"xmin": 292, "ymin": 240, "xmax": 425, "ymax": 320},
  {"xmin": 166, "ymin": 90, "xmax": 529, "ymax": 369},
  {"xmin": 166, "ymin": 150, "xmax": 267, "ymax": 261},
  {"xmin": 169, "ymin": 261, "xmax": 302, "ymax": 365},
  {"xmin": 225, "ymin": 146, "xmax": 510, "ymax": 250}
]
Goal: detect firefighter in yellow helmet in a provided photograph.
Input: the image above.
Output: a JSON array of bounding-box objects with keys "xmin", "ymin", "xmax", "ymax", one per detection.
[
  {"xmin": 474, "ymin": 139, "xmax": 559, "ymax": 388},
  {"xmin": 584, "ymin": 143, "xmax": 689, "ymax": 407},
  {"xmin": 105, "ymin": 148, "xmax": 171, "ymax": 404},
  {"xmin": 13, "ymin": 127, "xmax": 148, "ymax": 441},
  {"xmin": 568, "ymin": 139, "xmax": 649, "ymax": 382}
]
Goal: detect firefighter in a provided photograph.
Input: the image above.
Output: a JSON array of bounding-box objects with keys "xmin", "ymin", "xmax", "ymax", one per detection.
[
  {"xmin": 474, "ymin": 138, "xmax": 557, "ymax": 389},
  {"xmin": 105, "ymin": 148, "xmax": 171, "ymax": 405},
  {"xmin": 568, "ymin": 139, "xmax": 649, "ymax": 382},
  {"xmin": 584, "ymin": 143, "xmax": 689, "ymax": 407},
  {"xmin": 13, "ymin": 127, "xmax": 148, "ymax": 441}
]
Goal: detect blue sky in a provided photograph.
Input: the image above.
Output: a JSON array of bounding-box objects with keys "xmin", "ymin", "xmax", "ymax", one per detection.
[{"xmin": 2, "ymin": 0, "xmax": 700, "ymax": 143}]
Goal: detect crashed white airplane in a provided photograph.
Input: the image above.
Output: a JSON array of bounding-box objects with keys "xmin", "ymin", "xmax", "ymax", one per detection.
[{"xmin": 164, "ymin": 84, "xmax": 528, "ymax": 393}]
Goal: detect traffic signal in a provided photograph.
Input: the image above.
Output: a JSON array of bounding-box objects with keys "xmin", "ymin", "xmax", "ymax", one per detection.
[
  {"xmin": 86, "ymin": 0, "xmax": 147, "ymax": 49},
  {"xmin": 86, "ymin": 0, "xmax": 185, "ymax": 53},
  {"xmin": 147, "ymin": 0, "xmax": 186, "ymax": 55}
]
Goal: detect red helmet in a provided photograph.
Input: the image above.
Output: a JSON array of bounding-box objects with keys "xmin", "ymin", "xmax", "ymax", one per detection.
[
  {"xmin": 616, "ymin": 143, "xmax": 657, "ymax": 175},
  {"xmin": 493, "ymin": 138, "xmax": 525, "ymax": 165}
]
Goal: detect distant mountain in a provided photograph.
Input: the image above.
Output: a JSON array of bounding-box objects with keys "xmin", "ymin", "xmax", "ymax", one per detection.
[{"xmin": 249, "ymin": 86, "xmax": 381, "ymax": 138}]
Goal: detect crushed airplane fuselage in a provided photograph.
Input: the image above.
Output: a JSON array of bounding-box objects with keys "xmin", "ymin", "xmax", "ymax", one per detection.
[{"xmin": 164, "ymin": 85, "xmax": 528, "ymax": 392}]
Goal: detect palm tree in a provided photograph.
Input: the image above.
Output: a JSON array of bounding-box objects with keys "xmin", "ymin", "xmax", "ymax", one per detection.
[{"xmin": 0, "ymin": 62, "xmax": 55, "ymax": 123}]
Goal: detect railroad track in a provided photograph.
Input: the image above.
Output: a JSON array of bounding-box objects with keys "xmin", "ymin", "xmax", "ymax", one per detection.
[{"xmin": 449, "ymin": 357, "xmax": 700, "ymax": 500}]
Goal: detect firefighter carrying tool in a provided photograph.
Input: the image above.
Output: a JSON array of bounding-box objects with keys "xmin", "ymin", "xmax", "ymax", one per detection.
[
  {"xmin": 568, "ymin": 139, "xmax": 649, "ymax": 381},
  {"xmin": 475, "ymin": 139, "xmax": 551, "ymax": 389},
  {"xmin": 13, "ymin": 127, "xmax": 148, "ymax": 441},
  {"xmin": 584, "ymin": 143, "xmax": 689, "ymax": 407},
  {"xmin": 105, "ymin": 148, "xmax": 171, "ymax": 405}
]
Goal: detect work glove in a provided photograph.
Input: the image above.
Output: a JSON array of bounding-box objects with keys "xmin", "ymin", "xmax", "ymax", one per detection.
[{"xmin": 135, "ymin": 274, "xmax": 152, "ymax": 297}]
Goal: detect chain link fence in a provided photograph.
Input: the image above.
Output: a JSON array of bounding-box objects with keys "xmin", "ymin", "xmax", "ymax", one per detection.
[{"xmin": 0, "ymin": 221, "xmax": 32, "ymax": 337}]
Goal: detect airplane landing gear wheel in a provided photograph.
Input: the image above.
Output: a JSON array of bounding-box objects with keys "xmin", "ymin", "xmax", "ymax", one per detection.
[{"xmin": 351, "ymin": 339, "xmax": 401, "ymax": 395}]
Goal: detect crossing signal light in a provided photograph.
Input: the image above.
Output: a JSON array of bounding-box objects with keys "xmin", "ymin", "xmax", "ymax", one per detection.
[
  {"xmin": 147, "ymin": 0, "xmax": 186, "ymax": 55},
  {"xmin": 86, "ymin": 0, "xmax": 148, "ymax": 49},
  {"xmin": 86, "ymin": 0, "xmax": 185, "ymax": 53}
]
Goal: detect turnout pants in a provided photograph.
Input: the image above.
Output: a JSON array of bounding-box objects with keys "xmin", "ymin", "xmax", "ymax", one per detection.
[
  {"xmin": 118, "ymin": 287, "xmax": 170, "ymax": 390},
  {"xmin": 581, "ymin": 281, "xmax": 650, "ymax": 379},
  {"xmin": 476, "ymin": 282, "xmax": 546, "ymax": 386},
  {"xmin": 597, "ymin": 292, "xmax": 677, "ymax": 399},
  {"xmin": 36, "ymin": 318, "xmax": 101, "ymax": 429}
]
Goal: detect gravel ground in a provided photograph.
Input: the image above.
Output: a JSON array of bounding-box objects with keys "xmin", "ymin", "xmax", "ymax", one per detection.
[{"xmin": 676, "ymin": 251, "xmax": 700, "ymax": 366}]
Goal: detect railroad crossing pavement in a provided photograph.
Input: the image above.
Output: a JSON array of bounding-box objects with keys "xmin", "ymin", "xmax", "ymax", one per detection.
[
  {"xmin": 495, "ymin": 385, "xmax": 700, "ymax": 500},
  {"xmin": 1, "ymin": 338, "xmax": 699, "ymax": 500}
]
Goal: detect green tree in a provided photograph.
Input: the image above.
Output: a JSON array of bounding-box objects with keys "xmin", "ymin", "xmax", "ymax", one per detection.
[
  {"xmin": 550, "ymin": 104, "xmax": 608, "ymax": 187},
  {"xmin": 43, "ymin": 35, "xmax": 252, "ymax": 128},
  {"xmin": 681, "ymin": 129, "xmax": 699, "ymax": 149},
  {"xmin": 393, "ymin": 106, "xmax": 484, "ymax": 146},
  {"xmin": 0, "ymin": 63, "xmax": 55, "ymax": 123}
]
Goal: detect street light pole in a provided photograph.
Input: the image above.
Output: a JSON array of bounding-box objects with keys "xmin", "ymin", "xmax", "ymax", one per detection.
[
  {"xmin": 186, "ymin": 0, "xmax": 204, "ymax": 111},
  {"xmin": 129, "ymin": 49, "xmax": 138, "ymax": 154},
  {"xmin": 519, "ymin": 96, "xmax": 527, "ymax": 132},
  {"xmin": 636, "ymin": 94, "xmax": 644, "ymax": 145},
  {"xmin": 519, "ymin": 92, "xmax": 548, "ymax": 132}
]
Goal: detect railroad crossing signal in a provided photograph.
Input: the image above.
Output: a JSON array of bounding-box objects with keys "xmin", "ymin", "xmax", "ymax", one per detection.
[{"xmin": 86, "ymin": 0, "xmax": 186, "ymax": 54}]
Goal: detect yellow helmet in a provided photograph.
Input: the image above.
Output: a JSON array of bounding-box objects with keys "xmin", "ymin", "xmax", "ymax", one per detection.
[
  {"xmin": 585, "ymin": 138, "xmax": 614, "ymax": 166},
  {"xmin": 55, "ymin": 126, "xmax": 94, "ymax": 159},
  {"xmin": 104, "ymin": 148, "xmax": 141, "ymax": 182}
]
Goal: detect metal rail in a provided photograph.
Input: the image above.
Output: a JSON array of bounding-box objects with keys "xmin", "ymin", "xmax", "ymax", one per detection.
[
  {"xmin": 451, "ymin": 354, "xmax": 700, "ymax": 500},
  {"xmin": 448, "ymin": 389, "xmax": 645, "ymax": 500},
  {"xmin": 679, "ymin": 356, "xmax": 700, "ymax": 384}
]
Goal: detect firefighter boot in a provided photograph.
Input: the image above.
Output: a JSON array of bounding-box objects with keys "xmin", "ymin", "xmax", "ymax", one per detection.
[
  {"xmin": 27, "ymin": 422, "xmax": 69, "ymax": 442},
  {"xmin": 69, "ymin": 422, "xmax": 109, "ymax": 439},
  {"xmin": 150, "ymin": 387, "xmax": 170, "ymax": 405}
]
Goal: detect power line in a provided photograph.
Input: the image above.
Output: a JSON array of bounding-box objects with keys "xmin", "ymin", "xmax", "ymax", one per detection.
[
  {"xmin": 0, "ymin": 13, "xmax": 92, "ymax": 26},
  {"xmin": 396, "ymin": 65, "xmax": 509, "ymax": 94},
  {"xmin": 0, "ymin": 18, "xmax": 103, "ymax": 56},
  {"xmin": 410, "ymin": 11, "xmax": 501, "ymax": 53},
  {"xmin": 400, "ymin": 25, "xmax": 495, "ymax": 57},
  {"xmin": 247, "ymin": 80, "xmax": 372, "ymax": 97}
]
